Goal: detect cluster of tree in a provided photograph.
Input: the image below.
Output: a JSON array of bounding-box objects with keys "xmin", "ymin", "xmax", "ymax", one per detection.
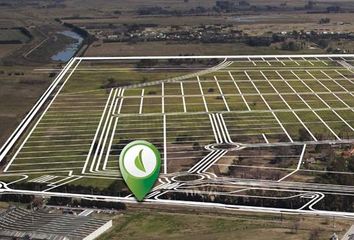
[
  {"xmin": 0, "ymin": 194, "xmax": 34, "ymax": 203},
  {"xmin": 318, "ymin": 155, "xmax": 354, "ymax": 186},
  {"xmin": 162, "ymin": 191, "xmax": 308, "ymax": 209},
  {"xmin": 167, "ymin": 55, "xmax": 220, "ymax": 66},
  {"xmin": 281, "ymin": 41, "xmax": 304, "ymax": 51},
  {"xmin": 269, "ymin": 145, "xmax": 297, "ymax": 166},
  {"xmin": 243, "ymin": 34, "xmax": 295, "ymax": 48},
  {"xmin": 305, "ymin": 1, "xmax": 341, "ymax": 13},
  {"xmin": 317, "ymin": 39, "xmax": 330, "ymax": 49},
  {"xmin": 312, "ymin": 194, "xmax": 354, "ymax": 212},
  {"xmin": 47, "ymin": 196, "xmax": 126, "ymax": 210},
  {"xmin": 214, "ymin": 0, "xmax": 250, "ymax": 12},
  {"xmin": 107, "ymin": 21, "xmax": 352, "ymax": 49},
  {"xmin": 12, "ymin": 182, "xmax": 48, "ymax": 192},
  {"xmin": 53, "ymin": 180, "xmax": 129, "ymax": 197},
  {"xmin": 11, "ymin": 179, "xmax": 129, "ymax": 198},
  {"xmin": 244, "ymin": 30, "xmax": 353, "ymax": 51},
  {"xmin": 78, "ymin": 199, "xmax": 126, "ymax": 210},
  {"xmin": 47, "ymin": 196, "xmax": 72, "ymax": 206},
  {"xmin": 215, "ymin": 0, "xmax": 304, "ymax": 12},
  {"xmin": 245, "ymin": 36, "xmax": 273, "ymax": 47},
  {"xmin": 215, "ymin": 1, "xmax": 237, "ymax": 11},
  {"xmin": 310, "ymin": 144, "xmax": 354, "ymax": 188}
]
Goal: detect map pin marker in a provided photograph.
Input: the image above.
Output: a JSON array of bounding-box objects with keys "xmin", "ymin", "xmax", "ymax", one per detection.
[{"xmin": 119, "ymin": 140, "xmax": 161, "ymax": 201}]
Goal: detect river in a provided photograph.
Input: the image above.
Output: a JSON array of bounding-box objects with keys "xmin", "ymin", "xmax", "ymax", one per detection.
[{"xmin": 51, "ymin": 30, "xmax": 83, "ymax": 62}]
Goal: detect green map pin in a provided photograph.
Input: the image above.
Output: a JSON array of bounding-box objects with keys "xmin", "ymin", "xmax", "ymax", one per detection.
[{"xmin": 119, "ymin": 140, "xmax": 161, "ymax": 201}]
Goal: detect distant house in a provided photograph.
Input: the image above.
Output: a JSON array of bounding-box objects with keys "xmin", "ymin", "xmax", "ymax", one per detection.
[{"xmin": 107, "ymin": 34, "xmax": 118, "ymax": 40}]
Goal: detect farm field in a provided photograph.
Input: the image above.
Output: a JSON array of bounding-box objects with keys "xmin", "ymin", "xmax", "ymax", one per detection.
[
  {"xmin": 0, "ymin": 29, "xmax": 30, "ymax": 43},
  {"xmin": 1, "ymin": 54, "xmax": 354, "ymax": 216}
]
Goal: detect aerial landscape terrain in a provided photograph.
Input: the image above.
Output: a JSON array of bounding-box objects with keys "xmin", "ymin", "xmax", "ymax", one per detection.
[{"xmin": 0, "ymin": 0, "xmax": 354, "ymax": 240}]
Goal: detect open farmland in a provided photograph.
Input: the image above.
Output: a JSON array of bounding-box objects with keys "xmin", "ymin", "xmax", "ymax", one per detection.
[
  {"xmin": 0, "ymin": 29, "xmax": 30, "ymax": 43},
  {"xmin": 1, "ymin": 55, "xmax": 354, "ymax": 217}
]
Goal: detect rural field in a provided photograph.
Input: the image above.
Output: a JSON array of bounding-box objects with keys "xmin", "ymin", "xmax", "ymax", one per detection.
[
  {"xmin": 1, "ymin": 0, "xmax": 354, "ymax": 239},
  {"xmin": 1, "ymin": 55, "xmax": 354, "ymax": 217},
  {"xmin": 98, "ymin": 209, "xmax": 352, "ymax": 240},
  {"xmin": 85, "ymin": 42, "xmax": 323, "ymax": 57}
]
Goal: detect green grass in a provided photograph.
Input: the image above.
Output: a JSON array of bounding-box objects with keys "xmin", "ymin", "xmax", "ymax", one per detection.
[
  {"xmin": 164, "ymin": 82, "xmax": 182, "ymax": 95},
  {"xmin": 4, "ymin": 57, "xmax": 354, "ymax": 187},
  {"xmin": 225, "ymin": 96, "xmax": 249, "ymax": 111},
  {"xmin": 243, "ymin": 95, "xmax": 268, "ymax": 110},
  {"xmin": 264, "ymin": 95, "xmax": 288, "ymax": 110},
  {"xmin": 275, "ymin": 112, "xmax": 305, "ymax": 140},
  {"xmin": 165, "ymin": 97, "xmax": 184, "ymax": 113},
  {"xmin": 98, "ymin": 210, "xmax": 350, "ymax": 240},
  {"xmin": 0, "ymin": 29, "xmax": 30, "ymax": 42},
  {"xmin": 62, "ymin": 68, "xmax": 192, "ymax": 94}
]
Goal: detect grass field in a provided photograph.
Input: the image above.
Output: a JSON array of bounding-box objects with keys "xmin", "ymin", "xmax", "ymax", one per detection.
[
  {"xmin": 85, "ymin": 42, "xmax": 323, "ymax": 57},
  {"xmin": 0, "ymin": 29, "xmax": 30, "ymax": 43},
  {"xmin": 2, "ymin": 56, "xmax": 354, "ymax": 176},
  {"xmin": 98, "ymin": 210, "xmax": 351, "ymax": 240},
  {"xmin": 0, "ymin": 66, "xmax": 52, "ymax": 147},
  {"xmin": 1, "ymin": 55, "xmax": 354, "ymax": 214}
]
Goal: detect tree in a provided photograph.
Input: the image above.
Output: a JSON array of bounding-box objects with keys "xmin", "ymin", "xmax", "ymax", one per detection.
[
  {"xmin": 326, "ymin": 47, "xmax": 333, "ymax": 53},
  {"xmin": 208, "ymin": 88, "xmax": 215, "ymax": 93},
  {"xmin": 318, "ymin": 39, "xmax": 329, "ymax": 49},
  {"xmin": 246, "ymin": 36, "xmax": 272, "ymax": 47},
  {"xmin": 281, "ymin": 41, "xmax": 302, "ymax": 51},
  {"xmin": 32, "ymin": 197, "xmax": 44, "ymax": 208}
]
